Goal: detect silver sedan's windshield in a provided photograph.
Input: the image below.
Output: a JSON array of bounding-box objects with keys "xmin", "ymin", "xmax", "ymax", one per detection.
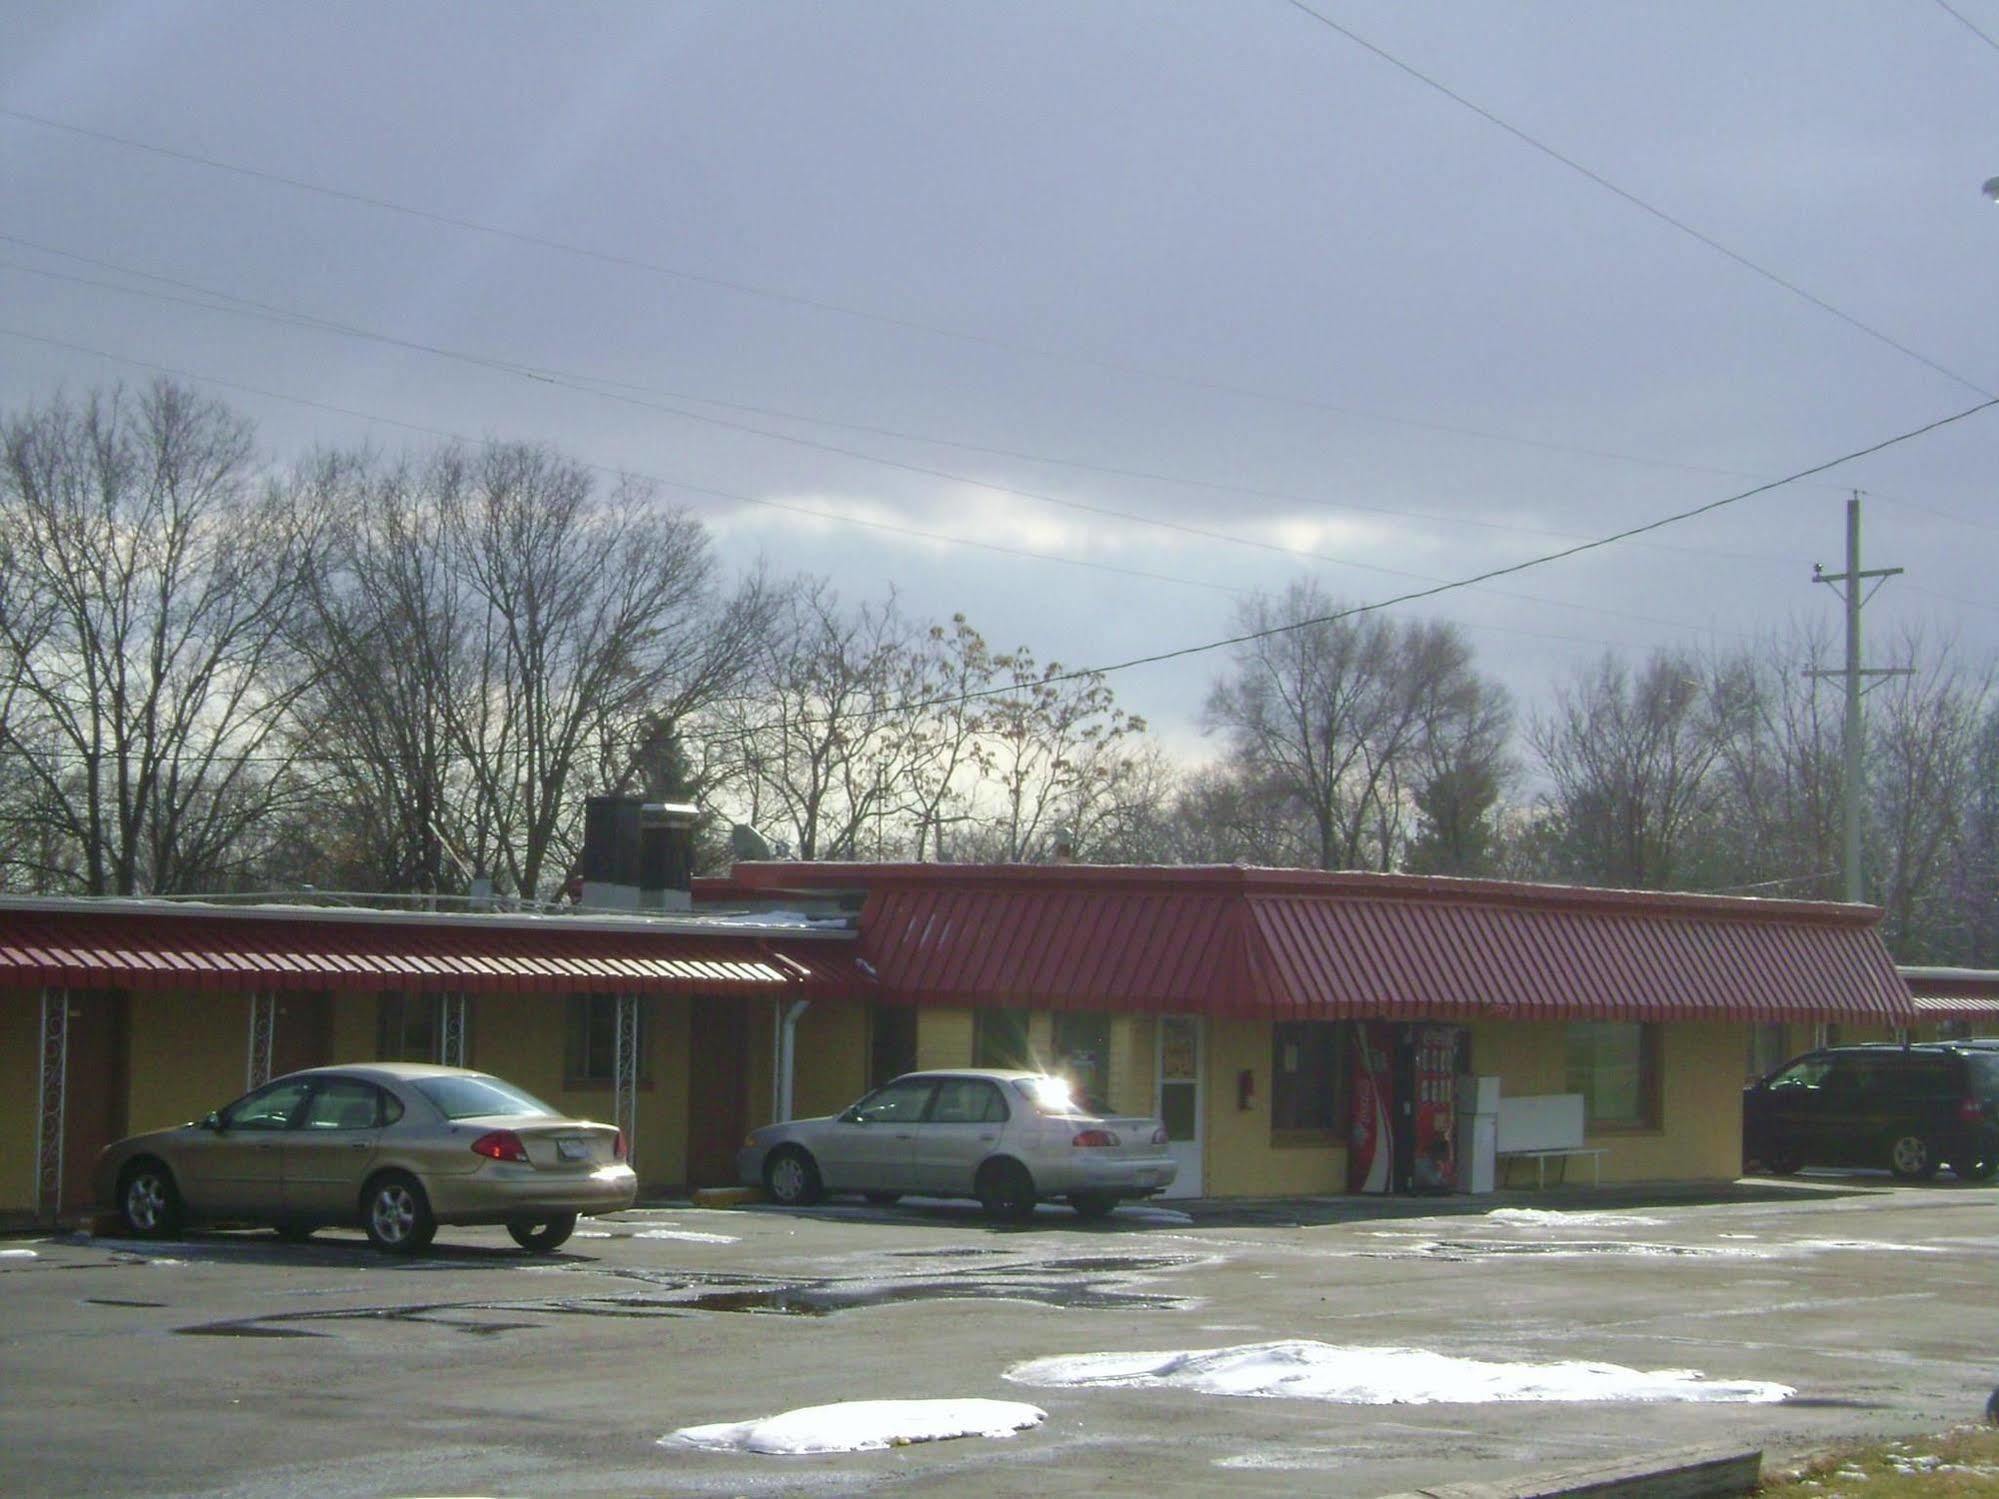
[{"xmin": 413, "ymin": 1074, "xmax": 557, "ymax": 1120}]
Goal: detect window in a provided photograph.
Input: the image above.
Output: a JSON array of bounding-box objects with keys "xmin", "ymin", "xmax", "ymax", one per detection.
[
  {"xmin": 377, "ymin": 994, "xmax": 438, "ymax": 1062},
  {"xmin": 414, "ymin": 1073, "xmax": 556, "ymax": 1120},
  {"xmin": 931, "ymin": 1077, "xmax": 1008, "ymax": 1124},
  {"xmin": 1271, "ymin": 1021, "xmax": 1344, "ymax": 1137},
  {"xmin": 846, "ymin": 1076, "xmax": 936, "ymax": 1124},
  {"xmin": 1746, "ymin": 1023, "xmax": 1790, "ymax": 1082},
  {"xmin": 974, "ymin": 1008, "xmax": 1031, "ymax": 1070},
  {"xmin": 564, "ymin": 995, "xmax": 650, "ymax": 1087},
  {"xmin": 1564, "ymin": 1022, "xmax": 1660, "ymax": 1129},
  {"xmin": 299, "ymin": 1078, "xmax": 388, "ymax": 1131},
  {"xmin": 223, "ymin": 1078, "xmax": 315, "ymax": 1131},
  {"xmin": 1053, "ymin": 1012, "xmax": 1109, "ymax": 1111}
]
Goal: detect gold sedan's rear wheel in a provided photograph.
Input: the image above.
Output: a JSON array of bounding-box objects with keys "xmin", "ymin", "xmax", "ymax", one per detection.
[
  {"xmin": 362, "ymin": 1171, "xmax": 436, "ymax": 1254},
  {"xmin": 506, "ymin": 1214, "xmax": 578, "ymax": 1253}
]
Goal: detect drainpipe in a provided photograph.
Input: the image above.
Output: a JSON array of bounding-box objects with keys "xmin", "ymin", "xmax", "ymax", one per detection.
[{"xmin": 775, "ymin": 1000, "xmax": 813, "ymax": 1123}]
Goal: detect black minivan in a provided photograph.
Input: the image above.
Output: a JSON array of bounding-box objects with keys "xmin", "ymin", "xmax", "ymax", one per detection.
[{"xmin": 1743, "ymin": 1043, "xmax": 1999, "ymax": 1181}]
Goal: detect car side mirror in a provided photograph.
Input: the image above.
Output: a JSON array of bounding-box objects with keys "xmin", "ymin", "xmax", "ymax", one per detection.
[
  {"xmin": 839, "ymin": 1108, "xmax": 866, "ymax": 1124},
  {"xmin": 198, "ymin": 1111, "xmax": 223, "ymax": 1131}
]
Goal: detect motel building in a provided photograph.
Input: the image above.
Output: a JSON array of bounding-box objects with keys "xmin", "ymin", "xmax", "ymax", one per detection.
[{"xmin": 10, "ymin": 834, "xmax": 1976, "ymax": 1226}]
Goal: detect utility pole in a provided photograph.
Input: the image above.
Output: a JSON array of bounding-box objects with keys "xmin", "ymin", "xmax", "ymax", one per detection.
[{"xmin": 1808, "ymin": 494, "xmax": 1912, "ymax": 904}]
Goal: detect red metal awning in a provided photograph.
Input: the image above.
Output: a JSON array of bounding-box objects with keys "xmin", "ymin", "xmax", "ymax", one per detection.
[
  {"xmin": 725, "ymin": 863, "xmax": 1913, "ymax": 1025},
  {"xmin": 0, "ymin": 901, "xmax": 869, "ymax": 999},
  {"xmin": 1902, "ymin": 967, "xmax": 1999, "ymax": 1022}
]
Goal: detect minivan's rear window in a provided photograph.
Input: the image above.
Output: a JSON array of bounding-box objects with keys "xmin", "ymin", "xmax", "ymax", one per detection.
[
  {"xmin": 413, "ymin": 1074, "xmax": 559, "ymax": 1120},
  {"xmin": 1967, "ymin": 1054, "xmax": 1999, "ymax": 1094}
]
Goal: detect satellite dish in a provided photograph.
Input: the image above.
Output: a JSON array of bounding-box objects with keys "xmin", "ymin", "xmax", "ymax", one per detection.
[
  {"xmin": 1984, "ymin": 176, "xmax": 1999, "ymax": 203},
  {"xmin": 729, "ymin": 823, "xmax": 775, "ymax": 861}
]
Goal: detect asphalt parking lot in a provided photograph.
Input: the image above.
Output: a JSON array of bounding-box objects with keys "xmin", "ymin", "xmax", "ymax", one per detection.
[{"xmin": 3, "ymin": 1176, "xmax": 1997, "ymax": 1498}]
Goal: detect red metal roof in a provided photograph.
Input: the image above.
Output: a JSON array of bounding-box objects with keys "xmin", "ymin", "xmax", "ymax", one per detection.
[
  {"xmin": 1901, "ymin": 967, "xmax": 1999, "ymax": 1021},
  {"xmin": 0, "ymin": 901, "xmax": 866, "ymax": 998},
  {"xmin": 721, "ymin": 863, "xmax": 1912, "ymax": 1025}
]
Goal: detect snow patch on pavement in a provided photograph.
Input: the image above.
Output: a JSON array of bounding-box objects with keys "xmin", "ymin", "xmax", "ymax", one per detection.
[
  {"xmin": 1483, "ymin": 1208, "xmax": 1664, "ymax": 1227},
  {"xmin": 635, "ymin": 1227, "xmax": 740, "ymax": 1244},
  {"xmin": 0, "ymin": 1248, "xmax": 38, "ymax": 1258},
  {"xmin": 663, "ymin": 1398, "xmax": 1045, "ymax": 1455},
  {"xmin": 1005, "ymin": 1341, "xmax": 1793, "ymax": 1405}
]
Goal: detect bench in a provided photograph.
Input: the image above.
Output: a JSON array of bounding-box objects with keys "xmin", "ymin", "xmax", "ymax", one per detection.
[{"xmin": 1495, "ymin": 1093, "xmax": 1607, "ymax": 1188}]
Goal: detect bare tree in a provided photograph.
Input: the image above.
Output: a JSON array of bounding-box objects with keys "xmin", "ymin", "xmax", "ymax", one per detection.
[
  {"xmin": 1868, "ymin": 629, "xmax": 1993, "ymax": 959},
  {"xmin": 1530, "ymin": 649, "xmax": 1726, "ymax": 889},
  {"xmin": 1202, "ymin": 581, "xmax": 1505, "ymax": 872},
  {"xmin": 711, "ymin": 582, "xmax": 927, "ymax": 861},
  {"xmin": 0, "ymin": 382, "xmax": 318, "ymax": 894}
]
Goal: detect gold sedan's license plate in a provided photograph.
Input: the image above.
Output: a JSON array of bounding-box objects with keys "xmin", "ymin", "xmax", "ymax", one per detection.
[{"xmin": 557, "ymin": 1138, "xmax": 591, "ymax": 1162}]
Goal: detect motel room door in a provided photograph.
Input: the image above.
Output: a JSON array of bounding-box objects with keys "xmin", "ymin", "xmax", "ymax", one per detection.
[
  {"xmin": 686, "ymin": 1000, "xmax": 750, "ymax": 1188},
  {"xmin": 1155, "ymin": 1016, "xmax": 1204, "ymax": 1198}
]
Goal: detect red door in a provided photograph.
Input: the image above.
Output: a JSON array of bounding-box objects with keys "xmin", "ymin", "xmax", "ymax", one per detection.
[
  {"xmin": 685, "ymin": 1000, "xmax": 750, "ymax": 1188},
  {"xmin": 271, "ymin": 992, "xmax": 332, "ymax": 1077},
  {"xmin": 60, "ymin": 991, "xmax": 129, "ymax": 1215}
]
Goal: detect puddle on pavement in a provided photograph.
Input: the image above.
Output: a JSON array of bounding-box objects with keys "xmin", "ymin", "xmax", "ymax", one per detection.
[
  {"xmin": 163, "ymin": 1256, "xmax": 1195, "ymax": 1338},
  {"xmin": 1372, "ymin": 1240, "xmax": 1740, "ymax": 1262}
]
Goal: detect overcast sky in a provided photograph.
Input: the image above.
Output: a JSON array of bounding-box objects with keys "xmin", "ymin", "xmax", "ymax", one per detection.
[{"xmin": 4, "ymin": 1, "xmax": 1996, "ymax": 763}]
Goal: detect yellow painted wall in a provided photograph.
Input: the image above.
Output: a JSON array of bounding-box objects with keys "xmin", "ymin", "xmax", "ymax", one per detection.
[
  {"xmin": 1, "ymin": 991, "xmax": 41, "ymax": 1215},
  {"xmin": 1109, "ymin": 1015, "xmax": 1154, "ymax": 1117},
  {"xmin": 1468, "ymin": 1019, "xmax": 1743, "ymax": 1183},
  {"xmin": 1203, "ymin": 1018, "xmax": 1346, "ymax": 1196},
  {"xmin": 916, "ymin": 1007, "xmax": 974, "ymax": 1070},
  {"xmin": 126, "ymin": 991, "xmax": 244, "ymax": 1134},
  {"xmin": 328, "ymin": 996, "xmax": 374, "ymax": 1062},
  {"xmin": 792, "ymin": 1001, "xmax": 868, "ymax": 1121}
]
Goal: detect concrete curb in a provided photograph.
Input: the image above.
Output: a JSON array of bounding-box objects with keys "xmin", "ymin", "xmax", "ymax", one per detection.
[
  {"xmin": 1373, "ymin": 1444, "xmax": 1761, "ymax": 1499},
  {"xmin": 689, "ymin": 1186, "xmax": 765, "ymax": 1208}
]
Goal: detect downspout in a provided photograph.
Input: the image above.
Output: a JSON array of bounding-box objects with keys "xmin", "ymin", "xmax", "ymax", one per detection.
[{"xmin": 775, "ymin": 999, "xmax": 813, "ymax": 1123}]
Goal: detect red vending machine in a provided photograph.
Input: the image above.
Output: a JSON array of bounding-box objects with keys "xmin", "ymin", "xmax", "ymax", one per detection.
[{"xmin": 1347, "ymin": 1021, "xmax": 1465, "ymax": 1195}]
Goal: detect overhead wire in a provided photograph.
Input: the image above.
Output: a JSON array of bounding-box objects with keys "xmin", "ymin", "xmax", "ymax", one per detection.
[
  {"xmin": 14, "ymin": 308, "xmax": 1975, "ymax": 729},
  {"xmin": 1931, "ymin": 0, "xmax": 1999, "ymax": 54},
  {"xmin": 0, "ymin": 246, "xmax": 1770, "ymax": 642},
  {"xmin": 3, "ymin": 105, "xmax": 1976, "ymax": 475},
  {"xmin": 0, "ymin": 326, "xmax": 1241, "ymax": 598},
  {"xmin": 1280, "ymin": 0, "xmax": 1996, "ymax": 400}
]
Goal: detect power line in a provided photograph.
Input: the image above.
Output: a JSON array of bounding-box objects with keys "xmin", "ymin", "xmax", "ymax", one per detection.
[
  {"xmin": 0, "ymin": 248, "xmax": 1767, "ymax": 641},
  {"xmin": 1932, "ymin": 0, "xmax": 1999, "ymax": 53},
  {"xmin": 879, "ymin": 393, "xmax": 1999, "ymax": 717},
  {"xmin": 1281, "ymin": 0, "xmax": 1995, "ymax": 400},
  {"xmin": 0, "ymin": 326, "xmax": 1241, "ymax": 598},
  {"xmin": 0, "ymin": 328, "xmax": 1737, "ymax": 663},
  {"xmin": 0, "ymin": 232, "xmax": 1801, "ymax": 568},
  {"xmin": 0, "ymin": 105, "xmax": 1943, "ymax": 488}
]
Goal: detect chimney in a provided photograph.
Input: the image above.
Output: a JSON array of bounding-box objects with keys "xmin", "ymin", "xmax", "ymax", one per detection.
[
  {"xmin": 638, "ymin": 801, "xmax": 700, "ymax": 912},
  {"xmin": 581, "ymin": 795, "xmax": 644, "ymax": 909},
  {"xmin": 582, "ymin": 795, "xmax": 701, "ymax": 912}
]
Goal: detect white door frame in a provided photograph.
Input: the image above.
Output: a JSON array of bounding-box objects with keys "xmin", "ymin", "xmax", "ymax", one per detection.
[{"xmin": 1154, "ymin": 1015, "xmax": 1204, "ymax": 1198}]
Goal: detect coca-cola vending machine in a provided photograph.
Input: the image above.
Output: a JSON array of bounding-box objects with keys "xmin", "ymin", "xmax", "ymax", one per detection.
[{"xmin": 1347, "ymin": 1021, "xmax": 1467, "ymax": 1195}]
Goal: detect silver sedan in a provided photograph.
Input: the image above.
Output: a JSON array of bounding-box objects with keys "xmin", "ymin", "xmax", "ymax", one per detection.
[
  {"xmin": 739, "ymin": 1068, "xmax": 1178, "ymax": 1220},
  {"xmin": 94, "ymin": 1062, "xmax": 637, "ymax": 1254}
]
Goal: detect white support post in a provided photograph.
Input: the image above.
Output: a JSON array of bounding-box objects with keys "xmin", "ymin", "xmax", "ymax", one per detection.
[
  {"xmin": 613, "ymin": 994, "xmax": 640, "ymax": 1172},
  {"xmin": 440, "ymin": 993, "xmax": 468, "ymax": 1067},
  {"xmin": 247, "ymin": 992, "xmax": 276, "ymax": 1089},
  {"xmin": 36, "ymin": 988, "xmax": 67, "ymax": 1221}
]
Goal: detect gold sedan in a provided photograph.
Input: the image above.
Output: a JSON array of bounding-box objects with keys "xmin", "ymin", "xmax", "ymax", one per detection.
[{"xmin": 93, "ymin": 1062, "xmax": 637, "ymax": 1253}]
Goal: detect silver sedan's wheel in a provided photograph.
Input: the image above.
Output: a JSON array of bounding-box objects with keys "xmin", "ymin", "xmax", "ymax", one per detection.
[
  {"xmin": 1889, "ymin": 1134, "xmax": 1938, "ymax": 1181},
  {"xmin": 118, "ymin": 1161, "xmax": 182, "ymax": 1239},
  {"xmin": 362, "ymin": 1172, "xmax": 436, "ymax": 1253},
  {"xmin": 977, "ymin": 1159, "xmax": 1036, "ymax": 1223},
  {"xmin": 763, "ymin": 1146, "xmax": 822, "ymax": 1207}
]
